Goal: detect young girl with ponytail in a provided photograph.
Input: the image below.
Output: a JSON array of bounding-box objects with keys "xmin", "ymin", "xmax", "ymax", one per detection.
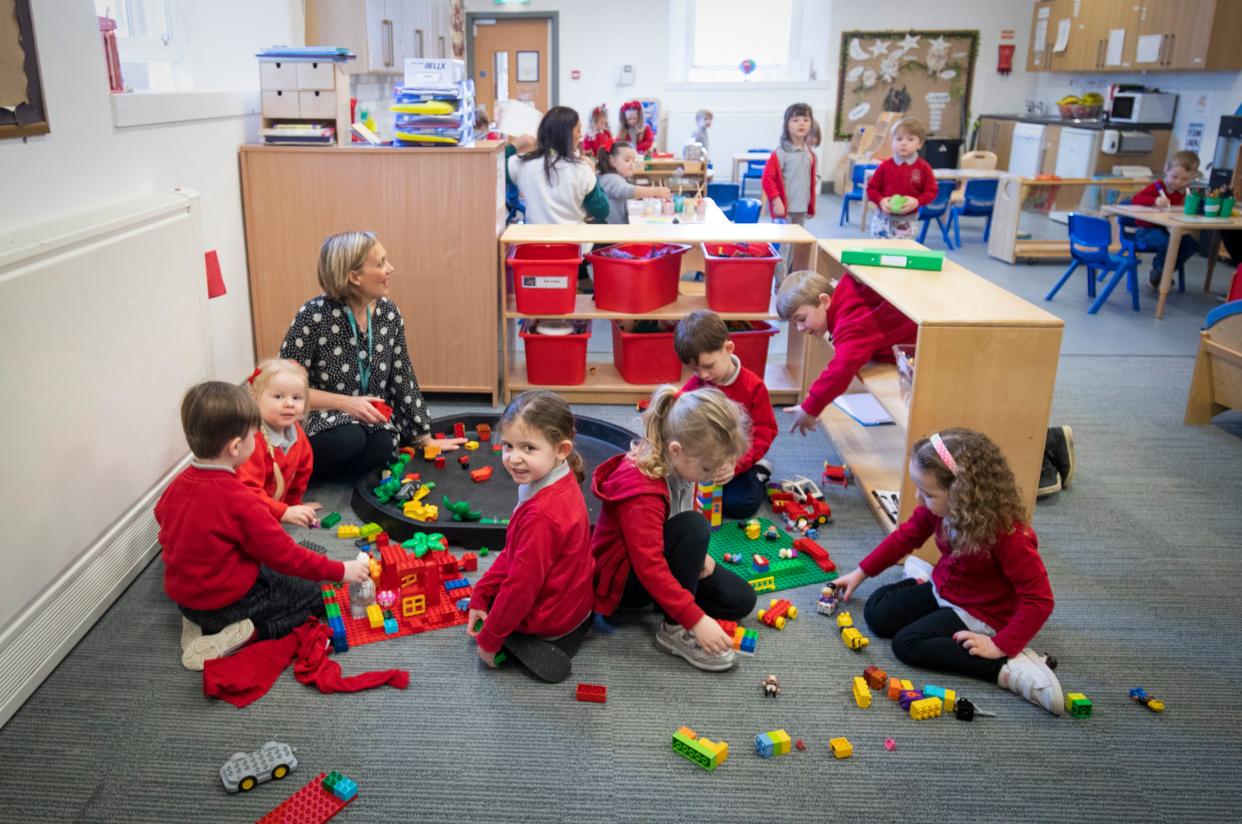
[{"xmin": 238, "ymin": 358, "xmax": 320, "ymax": 527}]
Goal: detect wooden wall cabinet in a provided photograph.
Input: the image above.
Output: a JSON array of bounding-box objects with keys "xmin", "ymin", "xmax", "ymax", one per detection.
[{"xmin": 306, "ymin": 0, "xmax": 452, "ymax": 75}]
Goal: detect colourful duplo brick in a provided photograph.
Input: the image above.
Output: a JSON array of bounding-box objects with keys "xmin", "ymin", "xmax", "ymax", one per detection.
[
  {"xmin": 673, "ymin": 727, "xmax": 728, "ymax": 771},
  {"xmin": 754, "ymin": 729, "xmax": 791, "ymax": 758},
  {"xmin": 910, "ymin": 696, "xmax": 943, "ymax": 720},
  {"xmin": 322, "ymin": 771, "xmax": 358, "ymax": 802},
  {"xmin": 1065, "ymin": 692, "xmax": 1093, "ymax": 718}
]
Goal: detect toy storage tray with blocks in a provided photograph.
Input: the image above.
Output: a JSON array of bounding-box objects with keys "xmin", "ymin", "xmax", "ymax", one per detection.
[{"xmin": 351, "ymin": 413, "xmax": 632, "ymax": 549}]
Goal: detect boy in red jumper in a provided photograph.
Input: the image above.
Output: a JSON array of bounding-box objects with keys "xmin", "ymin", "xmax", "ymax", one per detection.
[
  {"xmin": 675, "ymin": 310, "xmax": 777, "ymax": 518},
  {"xmin": 776, "ymin": 269, "xmax": 917, "ymax": 436},
  {"xmin": 157, "ymin": 382, "xmax": 370, "ymax": 671},
  {"xmin": 237, "ymin": 359, "xmax": 319, "ymax": 527},
  {"xmin": 467, "ymin": 391, "xmax": 594, "ymax": 683},
  {"xmin": 866, "ymin": 117, "xmax": 939, "ymax": 239},
  {"xmin": 1131, "ymin": 150, "xmax": 1202, "ymax": 289}
]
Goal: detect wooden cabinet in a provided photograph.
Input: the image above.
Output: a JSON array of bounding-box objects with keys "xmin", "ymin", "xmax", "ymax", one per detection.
[
  {"xmin": 306, "ymin": 0, "xmax": 452, "ymax": 75},
  {"xmin": 975, "ymin": 117, "xmax": 1015, "ymax": 172}
]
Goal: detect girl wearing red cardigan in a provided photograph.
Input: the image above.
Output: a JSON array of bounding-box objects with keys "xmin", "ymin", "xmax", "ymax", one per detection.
[
  {"xmin": 615, "ymin": 100, "xmax": 654, "ymax": 153},
  {"xmin": 238, "ymin": 359, "xmax": 320, "ymax": 527},
  {"xmin": 833, "ymin": 429, "xmax": 1064, "ymax": 715}
]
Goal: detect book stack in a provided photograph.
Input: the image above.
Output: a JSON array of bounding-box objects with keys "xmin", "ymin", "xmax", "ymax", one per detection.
[
  {"xmin": 391, "ymin": 59, "xmax": 474, "ymax": 147},
  {"xmin": 260, "ymin": 124, "xmax": 336, "ymax": 146}
]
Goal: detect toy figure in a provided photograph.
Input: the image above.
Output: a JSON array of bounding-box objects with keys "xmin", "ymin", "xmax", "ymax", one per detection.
[{"xmin": 763, "ymin": 674, "xmax": 781, "ymax": 698}]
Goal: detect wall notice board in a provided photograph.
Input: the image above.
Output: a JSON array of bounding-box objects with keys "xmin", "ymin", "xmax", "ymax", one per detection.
[
  {"xmin": 0, "ymin": 0, "xmax": 48, "ymax": 139},
  {"xmin": 835, "ymin": 30, "xmax": 978, "ymax": 141}
]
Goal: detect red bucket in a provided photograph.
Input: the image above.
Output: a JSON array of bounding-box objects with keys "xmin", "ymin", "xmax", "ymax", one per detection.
[
  {"xmin": 611, "ymin": 321, "xmax": 682, "ymax": 384},
  {"xmin": 508, "ymin": 243, "xmax": 582, "ymax": 315},
  {"xmin": 703, "ymin": 242, "xmax": 780, "ymax": 313},
  {"xmin": 729, "ymin": 321, "xmax": 778, "ymax": 377},
  {"xmin": 588, "ymin": 243, "xmax": 690, "ymax": 313},
  {"xmin": 519, "ymin": 320, "xmax": 591, "ymax": 386}
]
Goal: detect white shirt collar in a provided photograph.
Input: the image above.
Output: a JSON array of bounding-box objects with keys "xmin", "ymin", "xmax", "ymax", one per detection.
[
  {"xmin": 191, "ymin": 461, "xmax": 235, "ymax": 474},
  {"xmin": 516, "ymin": 460, "xmax": 571, "ymax": 508},
  {"xmin": 892, "ymin": 154, "xmax": 918, "ymax": 166}
]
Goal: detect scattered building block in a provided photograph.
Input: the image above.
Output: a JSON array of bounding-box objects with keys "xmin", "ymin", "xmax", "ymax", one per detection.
[
  {"xmin": 910, "ymin": 696, "xmax": 944, "ymax": 720},
  {"xmin": 576, "ymin": 683, "xmax": 607, "ymax": 703},
  {"xmin": 853, "ymin": 676, "xmax": 872, "ymax": 708},
  {"xmin": 829, "ymin": 737, "xmax": 853, "ymax": 759}
]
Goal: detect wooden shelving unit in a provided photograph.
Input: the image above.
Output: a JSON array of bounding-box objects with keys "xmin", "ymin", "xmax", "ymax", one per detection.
[
  {"xmin": 499, "ymin": 219, "xmax": 818, "ymax": 404},
  {"xmin": 813, "ymin": 238, "xmax": 1064, "ymax": 556}
]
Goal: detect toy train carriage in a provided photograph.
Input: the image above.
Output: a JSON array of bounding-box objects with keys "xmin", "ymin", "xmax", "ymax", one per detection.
[{"xmin": 756, "ymin": 598, "xmax": 798, "ymax": 630}]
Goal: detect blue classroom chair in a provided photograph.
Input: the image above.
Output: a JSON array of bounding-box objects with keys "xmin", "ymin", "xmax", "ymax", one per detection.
[
  {"xmin": 917, "ymin": 180, "xmax": 958, "ymax": 249},
  {"xmin": 948, "ymin": 178, "xmax": 998, "ymax": 246},
  {"xmin": 1116, "ymin": 197, "xmax": 1185, "ymax": 293},
  {"xmin": 739, "ymin": 148, "xmax": 770, "ymax": 198},
  {"xmin": 707, "ymin": 182, "xmax": 740, "ymax": 220},
  {"xmin": 839, "ymin": 163, "xmax": 877, "ymax": 227},
  {"xmin": 1046, "ymin": 213, "xmax": 1141, "ymax": 314},
  {"xmin": 732, "ymin": 198, "xmax": 762, "ymax": 224}
]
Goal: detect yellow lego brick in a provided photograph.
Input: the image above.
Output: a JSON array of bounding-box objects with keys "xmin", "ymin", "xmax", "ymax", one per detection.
[
  {"xmin": 366, "ymin": 604, "xmax": 384, "ymax": 629},
  {"xmin": 841, "ymin": 627, "xmax": 870, "ymax": 650},
  {"xmin": 337, "ymin": 525, "xmax": 360, "ymax": 539},
  {"xmin": 770, "ymin": 729, "xmax": 791, "ymax": 755},
  {"xmin": 1146, "ymin": 698, "xmax": 1165, "ymax": 712},
  {"xmin": 699, "ymin": 736, "xmax": 729, "ymax": 766},
  {"xmin": 910, "ymin": 696, "xmax": 943, "ymax": 720},
  {"xmin": 413, "ymin": 485, "xmax": 430, "ymax": 501},
  {"xmin": 751, "ymin": 575, "xmax": 776, "ymax": 593},
  {"xmin": 901, "ymin": 679, "xmax": 914, "ymax": 691},
  {"xmin": 423, "ymin": 445, "xmax": 441, "ymax": 459},
  {"xmin": 836, "ymin": 611, "xmax": 855, "ymax": 628},
  {"xmin": 943, "ymin": 688, "xmax": 956, "ymax": 710},
  {"xmin": 464, "ymin": 440, "xmax": 479, "ymax": 450},
  {"xmin": 853, "ymin": 676, "xmax": 872, "ymax": 708},
  {"xmin": 829, "ymin": 737, "xmax": 853, "ymax": 759}
]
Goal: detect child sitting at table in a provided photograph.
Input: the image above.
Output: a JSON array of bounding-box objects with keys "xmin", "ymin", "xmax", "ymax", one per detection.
[
  {"xmin": 866, "ymin": 117, "xmax": 939, "ymax": 239},
  {"xmin": 1131, "ymin": 150, "xmax": 1202, "ymax": 289},
  {"xmin": 596, "ymin": 141, "xmax": 671, "ymax": 224}
]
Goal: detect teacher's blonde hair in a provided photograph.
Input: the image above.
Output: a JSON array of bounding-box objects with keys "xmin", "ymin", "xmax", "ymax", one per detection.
[{"xmin": 317, "ymin": 231, "xmax": 379, "ymax": 303}]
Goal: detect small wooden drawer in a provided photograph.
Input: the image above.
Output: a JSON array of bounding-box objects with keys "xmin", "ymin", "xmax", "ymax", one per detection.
[
  {"xmin": 261, "ymin": 89, "xmax": 300, "ymax": 118},
  {"xmin": 258, "ymin": 60, "xmax": 298, "ymax": 90},
  {"xmin": 296, "ymin": 61, "xmax": 336, "ymax": 90},
  {"xmin": 298, "ymin": 90, "xmax": 337, "ymax": 119}
]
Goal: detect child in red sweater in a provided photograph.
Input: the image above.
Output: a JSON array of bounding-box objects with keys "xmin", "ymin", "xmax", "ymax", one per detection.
[
  {"xmin": 832, "ymin": 428, "xmax": 1064, "ymax": 715},
  {"xmin": 675, "ymin": 310, "xmax": 777, "ymax": 518},
  {"xmin": 157, "ymin": 382, "xmax": 370, "ymax": 671},
  {"xmin": 591, "ymin": 386, "xmax": 757, "ymax": 672},
  {"xmin": 866, "ymin": 117, "xmax": 939, "ymax": 239},
  {"xmin": 237, "ymin": 359, "xmax": 320, "ymax": 527},
  {"xmin": 615, "ymin": 100, "xmax": 654, "ymax": 153},
  {"xmin": 467, "ymin": 391, "xmax": 594, "ymax": 683},
  {"xmin": 776, "ymin": 269, "xmax": 917, "ymax": 436},
  {"xmin": 1131, "ymin": 150, "xmax": 1202, "ymax": 288},
  {"xmin": 582, "ymin": 104, "xmax": 614, "ymax": 159}
]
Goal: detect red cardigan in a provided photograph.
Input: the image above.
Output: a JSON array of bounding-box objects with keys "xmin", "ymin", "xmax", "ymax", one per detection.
[
  {"xmin": 615, "ymin": 125, "xmax": 654, "ymax": 153},
  {"xmin": 761, "ymin": 149, "xmax": 818, "ymax": 217},
  {"xmin": 1131, "ymin": 180, "xmax": 1182, "ymax": 228},
  {"xmin": 590, "ymin": 454, "xmax": 703, "ymax": 631},
  {"xmin": 858, "ymin": 505, "xmax": 1054, "ymax": 657},
  {"xmin": 467, "ymin": 471, "xmax": 594, "ymax": 654},
  {"xmin": 155, "ymin": 466, "xmax": 344, "ymax": 610},
  {"xmin": 801, "ymin": 274, "xmax": 918, "ymax": 417},
  {"xmin": 680, "ymin": 364, "xmax": 776, "ymax": 475},
  {"xmin": 583, "ymin": 131, "xmax": 614, "ymax": 158},
  {"xmin": 866, "ymin": 156, "xmax": 939, "ymax": 207},
  {"xmin": 236, "ymin": 425, "xmax": 313, "ymax": 521}
]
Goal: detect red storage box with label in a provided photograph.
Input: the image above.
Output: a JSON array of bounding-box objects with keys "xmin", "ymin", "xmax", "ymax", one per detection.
[
  {"xmin": 587, "ymin": 243, "xmax": 690, "ymax": 313},
  {"xmin": 519, "ymin": 320, "xmax": 591, "ymax": 386},
  {"xmin": 611, "ymin": 321, "xmax": 682, "ymax": 384},
  {"xmin": 729, "ymin": 321, "xmax": 779, "ymax": 377},
  {"xmin": 508, "ymin": 243, "xmax": 582, "ymax": 314},
  {"xmin": 702, "ymin": 242, "xmax": 780, "ymax": 312}
]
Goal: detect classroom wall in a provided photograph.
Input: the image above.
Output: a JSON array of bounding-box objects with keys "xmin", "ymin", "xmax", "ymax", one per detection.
[{"xmin": 0, "ymin": 0, "xmax": 302, "ymax": 383}]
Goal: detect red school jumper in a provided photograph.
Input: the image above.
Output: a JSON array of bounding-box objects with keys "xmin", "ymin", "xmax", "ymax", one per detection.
[
  {"xmin": 680, "ymin": 363, "xmax": 777, "ymax": 475},
  {"xmin": 858, "ymin": 505, "xmax": 1054, "ymax": 657},
  {"xmin": 467, "ymin": 471, "xmax": 594, "ymax": 655},
  {"xmin": 1131, "ymin": 181, "xmax": 1183, "ymax": 228},
  {"xmin": 800, "ymin": 273, "xmax": 918, "ymax": 417},
  {"xmin": 156, "ymin": 466, "xmax": 344, "ymax": 611},
  {"xmin": 590, "ymin": 454, "xmax": 703, "ymax": 631},
  {"xmin": 583, "ymin": 130, "xmax": 614, "ymax": 159},
  {"xmin": 236, "ymin": 424, "xmax": 314, "ymax": 521},
  {"xmin": 866, "ymin": 156, "xmax": 940, "ymax": 208},
  {"xmin": 760, "ymin": 149, "xmax": 818, "ymax": 217}
]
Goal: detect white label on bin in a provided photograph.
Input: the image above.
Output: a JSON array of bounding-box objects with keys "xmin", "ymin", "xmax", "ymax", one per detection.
[
  {"xmin": 879, "ymin": 255, "xmax": 908, "ymax": 267},
  {"xmin": 522, "ymin": 275, "xmax": 569, "ymax": 290}
]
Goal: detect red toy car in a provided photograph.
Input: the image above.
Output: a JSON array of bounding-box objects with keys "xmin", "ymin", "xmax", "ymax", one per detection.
[
  {"xmin": 782, "ymin": 498, "xmax": 832, "ymax": 529},
  {"xmin": 756, "ymin": 598, "xmax": 798, "ymax": 630}
]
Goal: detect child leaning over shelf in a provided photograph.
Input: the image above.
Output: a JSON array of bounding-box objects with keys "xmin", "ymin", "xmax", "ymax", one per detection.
[
  {"xmin": 582, "ymin": 104, "xmax": 613, "ymax": 159},
  {"xmin": 156, "ymin": 382, "xmax": 370, "ymax": 671},
  {"xmin": 832, "ymin": 428, "xmax": 1064, "ymax": 715},
  {"xmin": 674, "ymin": 310, "xmax": 776, "ymax": 518},
  {"xmin": 1131, "ymin": 149, "xmax": 1202, "ymax": 289},
  {"xmin": 467, "ymin": 391, "xmax": 594, "ymax": 683},
  {"xmin": 596, "ymin": 141, "xmax": 672, "ymax": 224},
  {"xmin": 616, "ymin": 100, "xmax": 654, "ymax": 153},
  {"xmin": 237, "ymin": 358, "xmax": 319, "ymax": 528},
  {"xmin": 866, "ymin": 116, "xmax": 939, "ymax": 240},
  {"xmin": 591, "ymin": 386, "xmax": 758, "ymax": 672}
]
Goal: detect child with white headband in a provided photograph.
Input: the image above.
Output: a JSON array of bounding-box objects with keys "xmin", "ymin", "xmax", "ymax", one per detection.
[{"xmin": 832, "ymin": 428, "xmax": 1064, "ymax": 716}]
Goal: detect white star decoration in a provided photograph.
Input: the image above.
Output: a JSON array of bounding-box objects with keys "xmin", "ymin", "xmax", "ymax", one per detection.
[
  {"xmin": 929, "ymin": 36, "xmax": 949, "ymax": 53},
  {"xmin": 869, "ymin": 39, "xmax": 890, "ymax": 57},
  {"xmin": 900, "ymin": 34, "xmax": 920, "ymax": 52}
]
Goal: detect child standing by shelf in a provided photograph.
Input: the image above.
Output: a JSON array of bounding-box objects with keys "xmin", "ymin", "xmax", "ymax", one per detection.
[
  {"xmin": 591, "ymin": 387, "xmax": 757, "ymax": 672},
  {"xmin": 596, "ymin": 141, "xmax": 671, "ymax": 224},
  {"xmin": 762, "ymin": 103, "xmax": 819, "ymax": 278},
  {"xmin": 866, "ymin": 117, "xmax": 939, "ymax": 240},
  {"xmin": 467, "ymin": 391, "xmax": 594, "ymax": 683},
  {"xmin": 237, "ymin": 358, "xmax": 319, "ymax": 528},
  {"xmin": 582, "ymin": 104, "xmax": 614, "ymax": 159},
  {"xmin": 616, "ymin": 100, "xmax": 654, "ymax": 153},
  {"xmin": 832, "ymin": 429, "xmax": 1064, "ymax": 715},
  {"xmin": 1131, "ymin": 150, "xmax": 1202, "ymax": 289},
  {"xmin": 688, "ymin": 108, "xmax": 713, "ymax": 155}
]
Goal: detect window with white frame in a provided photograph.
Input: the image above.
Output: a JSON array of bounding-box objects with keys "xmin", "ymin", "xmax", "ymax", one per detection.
[
  {"xmin": 95, "ymin": 0, "xmax": 188, "ymax": 91},
  {"xmin": 686, "ymin": 0, "xmax": 798, "ymax": 82}
]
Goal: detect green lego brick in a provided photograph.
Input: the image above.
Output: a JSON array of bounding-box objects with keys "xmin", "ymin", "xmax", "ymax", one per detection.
[
  {"xmin": 707, "ymin": 516, "xmax": 837, "ymax": 594},
  {"xmin": 325, "ymin": 602, "xmax": 341, "ymax": 618},
  {"xmin": 359, "ymin": 523, "xmax": 383, "ymax": 539},
  {"xmin": 839, "ymin": 246, "xmax": 945, "ymax": 271},
  {"xmin": 319, "ymin": 512, "xmax": 342, "ymax": 529}
]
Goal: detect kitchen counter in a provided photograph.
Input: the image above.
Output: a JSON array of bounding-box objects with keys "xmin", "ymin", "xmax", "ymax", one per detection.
[{"xmin": 979, "ymin": 114, "xmax": 1174, "ymax": 131}]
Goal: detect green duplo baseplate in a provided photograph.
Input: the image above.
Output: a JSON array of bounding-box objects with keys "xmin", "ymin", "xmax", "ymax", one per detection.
[{"xmin": 707, "ymin": 516, "xmax": 837, "ymax": 593}]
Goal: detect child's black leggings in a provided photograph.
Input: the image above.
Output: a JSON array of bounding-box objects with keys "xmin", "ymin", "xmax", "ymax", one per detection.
[
  {"xmin": 863, "ymin": 578, "xmax": 1007, "ymax": 683},
  {"xmin": 309, "ymin": 424, "xmax": 395, "ymax": 483},
  {"xmin": 619, "ymin": 511, "xmax": 757, "ymax": 624},
  {"xmin": 180, "ymin": 567, "xmax": 321, "ymax": 641}
]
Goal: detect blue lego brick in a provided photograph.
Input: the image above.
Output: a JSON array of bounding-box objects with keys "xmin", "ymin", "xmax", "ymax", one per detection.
[
  {"xmin": 755, "ymin": 732, "xmax": 774, "ymax": 758},
  {"xmin": 383, "ymin": 618, "xmax": 398, "ymax": 635},
  {"xmin": 444, "ymin": 577, "xmax": 470, "ymax": 592},
  {"xmin": 331, "ymin": 634, "xmax": 348, "ymax": 653},
  {"xmin": 332, "ymin": 775, "xmax": 358, "ymax": 801},
  {"xmin": 455, "ymin": 598, "xmax": 469, "ymax": 611},
  {"xmin": 328, "ymin": 615, "xmax": 346, "ymax": 635}
]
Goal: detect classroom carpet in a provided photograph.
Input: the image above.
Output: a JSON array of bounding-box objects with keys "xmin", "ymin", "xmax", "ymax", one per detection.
[{"xmin": 1, "ymin": 204, "xmax": 1241, "ymax": 822}]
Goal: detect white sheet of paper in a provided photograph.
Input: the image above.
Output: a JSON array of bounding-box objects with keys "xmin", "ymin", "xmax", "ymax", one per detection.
[
  {"xmin": 1037, "ymin": 5, "xmax": 1051, "ymax": 19},
  {"xmin": 494, "ymin": 99, "xmax": 543, "ymax": 138},
  {"xmin": 1135, "ymin": 33, "xmax": 1162, "ymax": 63},
  {"xmin": 832, "ymin": 393, "xmax": 895, "ymax": 427},
  {"xmin": 1053, "ymin": 19, "xmax": 1071, "ymax": 52},
  {"xmin": 1033, "ymin": 20, "xmax": 1048, "ymax": 63},
  {"xmin": 1105, "ymin": 28, "xmax": 1125, "ymax": 66}
]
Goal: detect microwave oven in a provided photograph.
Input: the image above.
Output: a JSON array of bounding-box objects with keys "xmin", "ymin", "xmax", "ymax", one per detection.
[{"xmin": 1110, "ymin": 92, "xmax": 1177, "ymax": 124}]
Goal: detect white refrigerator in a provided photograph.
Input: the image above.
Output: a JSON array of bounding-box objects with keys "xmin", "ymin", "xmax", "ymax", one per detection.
[
  {"xmin": 1009, "ymin": 122, "xmax": 1047, "ymax": 178},
  {"xmin": 1054, "ymin": 128, "xmax": 1101, "ymax": 178}
]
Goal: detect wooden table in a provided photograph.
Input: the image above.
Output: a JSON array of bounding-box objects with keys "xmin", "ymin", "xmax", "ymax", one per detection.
[
  {"xmin": 731, "ymin": 151, "xmax": 770, "ymax": 185},
  {"xmin": 1101, "ymin": 203, "xmax": 1242, "ymax": 318},
  {"xmin": 858, "ymin": 167, "xmax": 1008, "ymax": 230}
]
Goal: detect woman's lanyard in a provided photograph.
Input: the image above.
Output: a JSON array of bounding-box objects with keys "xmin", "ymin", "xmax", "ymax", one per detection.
[{"xmin": 345, "ymin": 305, "xmax": 373, "ymax": 391}]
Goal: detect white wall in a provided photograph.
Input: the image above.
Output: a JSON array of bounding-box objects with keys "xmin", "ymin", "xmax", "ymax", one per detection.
[{"xmin": 0, "ymin": 0, "xmax": 302, "ymax": 382}]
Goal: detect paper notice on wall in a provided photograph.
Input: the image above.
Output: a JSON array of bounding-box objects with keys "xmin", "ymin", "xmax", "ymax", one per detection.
[
  {"xmin": 1189, "ymin": 91, "xmax": 1214, "ymax": 118},
  {"xmin": 925, "ymin": 92, "xmax": 950, "ymax": 133},
  {"xmin": 1072, "ymin": 0, "xmax": 1082, "ymax": 17},
  {"xmin": 1053, "ymin": 19, "xmax": 1071, "ymax": 53},
  {"xmin": 1037, "ymin": 5, "xmax": 1051, "ymax": 19},
  {"xmin": 1185, "ymin": 122, "xmax": 1204, "ymax": 154},
  {"xmin": 1135, "ymin": 33, "xmax": 1162, "ymax": 63},
  {"xmin": 1033, "ymin": 20, "xmax": 1048, "ymax": 65},
  {"xmin": 1105, "ymin": 28, "xmax": 1125, "ymax": 66}
]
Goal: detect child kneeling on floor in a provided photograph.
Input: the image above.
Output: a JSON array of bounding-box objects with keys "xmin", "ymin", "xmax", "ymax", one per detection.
[
  {"xmin": 157, "ymin": 381, "xmax": 370, "ymax": 671},
  {"xmin": 467, "ymin": 390, "xmax": 594, "ymax": 683},
  {"xmin": 832, "ymin": 428, "xmax": 1064, "ymax": 715},
  {"xmin": 591, "ymin": 386, "xmax": 757, "ymax": 672}
]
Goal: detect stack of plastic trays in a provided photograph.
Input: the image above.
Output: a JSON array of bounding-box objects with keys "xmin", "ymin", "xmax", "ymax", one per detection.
[{"xmin": 391, "ymin": 79, "xmax": 475, "ymax": 147}]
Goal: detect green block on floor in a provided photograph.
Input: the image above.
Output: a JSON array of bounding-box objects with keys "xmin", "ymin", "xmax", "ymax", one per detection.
[
  {"xmin": 320, "ymin": 512, "xmax": 342, "ymax": 528},
  {"xmin": 840, "ymin": 246, "xmax": 945, "ymax": 271},
  {"xmin": 707, "ymin": 516, "xmax": 837, "ymax": 594}
]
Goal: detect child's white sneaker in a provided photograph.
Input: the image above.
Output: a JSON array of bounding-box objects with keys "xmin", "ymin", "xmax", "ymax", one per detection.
[
  {"xmin": 998, "ymin": 648, "xmax": 1065, "ymax": 716},
  {"xmin": 180, "ymin": 616, "xmax": 203, "ymax": 650},
  {"xmin": 654, "ymin": 621, "xmax": 736, "ymax": 672},
  {"xmin": 181, "ymin": 619, "xmax": 255, "ymax": 671}
]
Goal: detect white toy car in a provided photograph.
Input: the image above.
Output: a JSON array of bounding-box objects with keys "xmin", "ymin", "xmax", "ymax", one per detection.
[
  {"xmin": 780, "ymin": 476, "xmax": 824, "ymax": 503},
  {"xmin": 220, "ymin": 741, "xmax": 298, "ymax": 793}
]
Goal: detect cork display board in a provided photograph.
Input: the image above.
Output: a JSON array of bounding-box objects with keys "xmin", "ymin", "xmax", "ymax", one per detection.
[
  {"xmin": 0, "ymin": 0, "xmax": 49, "ymax": 139},
  {"xmin": 834, "ymin": 30, "xmax": 978, "ymax": 141}
]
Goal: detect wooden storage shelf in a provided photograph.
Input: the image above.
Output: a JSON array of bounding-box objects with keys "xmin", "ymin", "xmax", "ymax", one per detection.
[
  {"xmin": 508, "ymin": 360, "xmax": 803, "ymax": 405},
  {"xmin": 504, "ymin": 288, "xmax": 778, "ymax": 320},
  {"xmin": 856, "ymin": 363, "xmax": 910, "ymax": 430},
  {"xmin": 819, "ymin": 404, "xmax": 908, "ymax": 530}
]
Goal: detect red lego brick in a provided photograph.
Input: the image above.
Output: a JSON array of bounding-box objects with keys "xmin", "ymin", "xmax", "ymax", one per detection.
[
  {"xmin": 433, "ymin": 432, "xmax": 446, "ymax": 440},
  {"xmin": 576, "ymin": 683, "xmax": 607, "ymax": 703},
  {"xmin": 453, "ymin": 422, "xmax": 466, "ymax": 439},
  {"xmin": 434, "ymin": 456, "xmax": 446, "ymax": 469},
  {"xmin": 476, "ymin": 423, "xmax": 491, "ymax": 442},
  {"xmin": 369, "ymin": 400, "xmax": 393, "ymax": 421},
  {"xmin": 470, "ymin": 466, "xmax": 493, "ymax": 483},
  {"xmin": 457, "ymin": 454, "xmax": 470, "ymax": 467},
  {"xmin": 792, "ymin": 537, "xmax": 836, "ymax": 572},
  {"xmin": 716, "ymin": 619, "xmax": 738, "ymax": 636},
  {"xmin": 458, "ymin": 553, "xmax": 478, "ymax": 572},
  {"xmin": 864, "ymin": 665, "xmax": 888, "ymax": 690},
  {"xmin": 375, "ymin": 533, "xmax": 389, "ymax": 547},
  {"xmin": 256, "ymin": 772, "xmax": 354, "ymax": 824}
]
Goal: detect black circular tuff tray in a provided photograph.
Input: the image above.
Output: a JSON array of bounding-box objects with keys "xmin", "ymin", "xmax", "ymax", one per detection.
[{"xmin": 351, "ymin": 413, "xmax": 634, "ymax": 549}]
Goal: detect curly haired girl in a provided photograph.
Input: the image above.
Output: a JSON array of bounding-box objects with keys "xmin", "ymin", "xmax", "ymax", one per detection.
[{"xmin": 832, "ymin": 428, "xmax": 1064, "ymax": 715}]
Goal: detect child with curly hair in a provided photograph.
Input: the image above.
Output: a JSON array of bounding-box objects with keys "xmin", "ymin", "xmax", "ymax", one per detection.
[{"xmin": 832, "ymin": 428, "xmax": 1063, "ymax": 715}]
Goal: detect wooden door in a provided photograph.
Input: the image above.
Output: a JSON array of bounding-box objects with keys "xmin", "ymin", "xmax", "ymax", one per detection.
[{"xmin": 471, "ymin": 17, "xmax": 551, "ymax": 115}]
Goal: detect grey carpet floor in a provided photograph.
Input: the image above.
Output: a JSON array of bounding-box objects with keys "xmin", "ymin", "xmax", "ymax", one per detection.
[{"xmin": 2, "ymin": 202, "xmax": 1241, "ymax": 822}]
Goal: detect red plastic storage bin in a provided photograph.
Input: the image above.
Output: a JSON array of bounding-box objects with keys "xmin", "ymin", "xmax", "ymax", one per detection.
[
  {"xmin": 508, "ymin": 243, "xmax": 582, "ymax": 315},
  {"xmin": 729, "ymin": 321, "xmax": 779, "ymax": 377},
  {"xmin": 702, "ymin": 242, "xmax": 780, "ymax": 312},
  {"xmin": 519, "ymin": 320, "xmax": 591, "ymax": 386},
  {"xmin": 611, "ymin": 322, "xmax": 683, "ymax": 384},
  {"xmin": 587, "ymin": 243, "xmax": 691, "ymax": 313}
]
